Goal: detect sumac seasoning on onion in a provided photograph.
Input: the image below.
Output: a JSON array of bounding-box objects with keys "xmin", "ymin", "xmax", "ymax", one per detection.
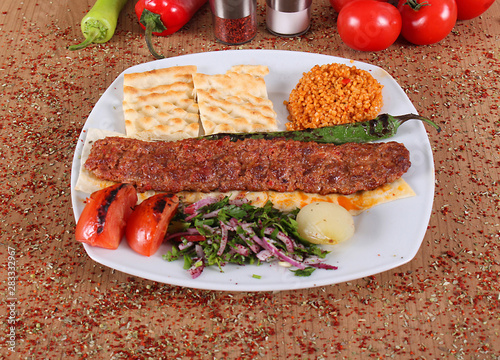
[{"xmin": 210, "ymin": 0, "xmax": 257, "ymax": 45}]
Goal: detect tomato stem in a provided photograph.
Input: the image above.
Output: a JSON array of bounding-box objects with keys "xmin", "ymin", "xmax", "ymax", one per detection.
[{"xmin": 403, "ymin": 0, "xmax": 431, "ymax": 10}]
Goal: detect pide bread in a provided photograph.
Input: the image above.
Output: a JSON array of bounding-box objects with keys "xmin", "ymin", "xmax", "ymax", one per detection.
[
  {"xmin": 193, "ymin": 65, "xmax": 278, "ymax": 135},
  {"xmin": 76, "ymin": 128, "xmax": 415, "ymax": 215},
  {"xmin": 123, "ymin": 65, "xmax": 200, "ymax": 141}
]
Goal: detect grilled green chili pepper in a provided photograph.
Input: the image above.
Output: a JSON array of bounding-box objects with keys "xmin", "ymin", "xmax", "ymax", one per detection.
[
  {"xmin": 200, "ymin": 113, "xmax": 441, "ymax": 144},
  {"xmin": 69, "ymin": 0, "xmax": 128, "ymax": 51}
]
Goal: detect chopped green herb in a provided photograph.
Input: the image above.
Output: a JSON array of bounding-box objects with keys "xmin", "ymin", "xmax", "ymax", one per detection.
[
  {"xmin": 291, "ymin": 267, "xmax": 317, "ymax": 277},
  {"xmin": 163, "ymin": 197, "xmax": 338, "ymax": 279}
]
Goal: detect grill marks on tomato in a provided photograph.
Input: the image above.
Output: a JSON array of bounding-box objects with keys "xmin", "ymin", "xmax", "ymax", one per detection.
[
  {"xmin": 84, "ymin": 137, "xmax": 411, "ymax": 195},
  {"xmin": 125, "ymin": 193, "xmax": 179, "ymax": 257},
  {"xmin": 151, "ymin": 194, "xmax": 177, "ymax": 218},
  {"xmin": 96, "ymin": 183, "xmax": 127, "ymax": 234},
  {"xmin": 75, "ymin": 183, "xmax": 138, "ymax": 249},
  {"xmin": 152, "ymin": 198, "xmax": 167, "ymax": 213}
]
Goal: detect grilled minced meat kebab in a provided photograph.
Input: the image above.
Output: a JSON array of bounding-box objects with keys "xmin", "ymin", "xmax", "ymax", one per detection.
[{"xmin": 84, "ymin": 137, "xmax": 410, "ymax": 195}]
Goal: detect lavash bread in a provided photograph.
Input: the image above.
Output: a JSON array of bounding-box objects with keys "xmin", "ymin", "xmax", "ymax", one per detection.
[
  {"xmin": 193, "ymin": 65, "xmax": 278, "ymax": 135},
  {"xmin": 75, "ymin": 128, "xmax": 125, "ymax": 194},
  {"xmin": 122, "ymin": 65, "xmax": 200, "ymax": 141},
  {"xmin": 177, "ymin": 177, "xmax": 415, "ymax": 216}
]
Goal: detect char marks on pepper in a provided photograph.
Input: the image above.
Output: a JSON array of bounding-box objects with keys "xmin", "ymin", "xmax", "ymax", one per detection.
[{"xmin": 84, "ymin": 137, "xmax": 411, "ymax": 195}]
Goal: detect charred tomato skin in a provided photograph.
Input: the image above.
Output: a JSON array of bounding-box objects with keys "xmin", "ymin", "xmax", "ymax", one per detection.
[
  {"xmin": 75, "ymin": 183, "xmax": 138, "ymax": 249},
  {"xmin": 126, "ymin": 193, "xmax": 179, "ymax": 257}
]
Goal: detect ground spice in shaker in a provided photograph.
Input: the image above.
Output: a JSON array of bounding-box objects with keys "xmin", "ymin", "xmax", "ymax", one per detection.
[{"xmin": 210, "ymin": 0, "xmax": 257, "ymax": 45}]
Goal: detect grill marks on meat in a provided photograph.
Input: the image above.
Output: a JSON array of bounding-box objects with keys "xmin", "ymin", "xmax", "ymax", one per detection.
[{"xmin": 84, "ymin": 137, "xmax": 411, "ymax": 195}]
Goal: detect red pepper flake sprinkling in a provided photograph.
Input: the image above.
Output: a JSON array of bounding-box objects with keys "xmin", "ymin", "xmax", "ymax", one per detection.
[
  {"xmin": 2, "ymin": 3, "xmax": 500, "ymax": 359},
  {"xmin": 213, "ymin": 13, "xmax": 257, "ymax": 45}
]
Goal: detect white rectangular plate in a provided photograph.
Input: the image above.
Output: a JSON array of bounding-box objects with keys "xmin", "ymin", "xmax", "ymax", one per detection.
[{"xmin": 71, "ymin": 50, "xmax": 435, "ymax": 292}]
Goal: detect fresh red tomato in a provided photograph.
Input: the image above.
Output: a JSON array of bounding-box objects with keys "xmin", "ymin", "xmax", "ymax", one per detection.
[
  {"xmin": 398, "ymin": 0, "xmax": 457, "ymax": 45},
  {"xmin": 329, "ymin": 0, "xmax": 389, "ymax": 13},
  {"xmin": 126, "ymin": 193, "xmax": 179, "ymax": 257},
  {"xmin": 455, "ymin": 0, "xmax": 495, "ymax": 20},
  {"xmin": 75, "ymin": 184, "xmax": 138, "ymax": 250},
  {"xmin": 337, "ymin": 0, "xmax": 402, "ymax": 51}
]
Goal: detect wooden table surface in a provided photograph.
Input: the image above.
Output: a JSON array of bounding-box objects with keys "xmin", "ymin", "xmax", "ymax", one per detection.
[{"xmin": 1, "ymin": 0, "xmax": 499, "ymax": 358}]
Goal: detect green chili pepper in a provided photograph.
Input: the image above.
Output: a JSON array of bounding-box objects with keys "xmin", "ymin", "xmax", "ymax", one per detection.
[
  {"xmin": 200, "ymin": 113, "xmax": 441, "ymax": 144},
  {"xmin": 69, "ymin": 0, "xmax": 129, "ymax": 51}
]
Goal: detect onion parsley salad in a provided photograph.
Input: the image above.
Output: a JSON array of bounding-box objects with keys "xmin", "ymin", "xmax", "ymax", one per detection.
[{"xmin": 163, "ymin": 197, "xmax": 338, "ymax": 279}]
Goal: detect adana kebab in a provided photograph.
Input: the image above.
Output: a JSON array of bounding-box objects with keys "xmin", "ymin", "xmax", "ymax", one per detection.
[{"xmin": 84, "ymin": 137, "xmax": 410, "ymax": 195}]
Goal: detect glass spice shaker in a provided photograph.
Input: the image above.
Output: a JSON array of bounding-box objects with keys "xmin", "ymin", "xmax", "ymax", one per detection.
[
  {"xmin": 266, "ymin": 0, "xmax": 312, "ymax": 37},
  {"xmin": 210, "ymin": 0, "xmax": 257, "ymax": 45}
]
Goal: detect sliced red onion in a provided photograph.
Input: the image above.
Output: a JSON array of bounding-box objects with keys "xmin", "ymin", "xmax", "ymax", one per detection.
[
  {"xmin": 217, "ymin": 222, "xmax": 230, "ymax": 256},
  {"xmin": 178, "ymin": 241, "xmax": 194, "ymax": 251},
  {"xmin": 185, "ymin": 197, "xmax": 220, "ymax": 220},
  {"xmin": 311, "ymin": 263, "xmax": 338, "ymax": 270},
  {"xmin": 256, "ymin": 249, "xmax": 273, "ymax": 261},
  {"xmin": 264, "ymin": 227, "xmax": 295, "ymax": 253},
  {"xmin": 187, "ymin": 197, "xmax": 219, "ymax": 212},
  {"xmin": 238, "ymin": 233, "xmax": 260, "ymax": 254},
  {"xmin": 303, "ymin": 256, "xmax": 321, "ymax": 265},
  {"xmin": 228, "ymin": 198, "xmax": 249, "ymax": 206},
  {"xmin": 227, "ymin": 217, "xmax": 240, "ymax": 230},
  {"xmin": 188, "ymin": 259, "xmax": 205, "ymax": 279},
  {"xmin": 281, "ymin": 232, "xmax": 306, "ymax": 250},
  {"xmin": 239, "ymin": 223, "xmax": 254, "ymax": 232},
  {"xmin": 165, "ymin": 228, "xmax": 201, "ymax": 242},
  {"xmin": 203, "ymin": 209, "xmax": 221, "ymax": 219},
  {"xmin": 195, "ymin": 244, "xmax": 205, "ymax": 259},
  {"xmin": 232, "ymin": 244, "xmax": 250, "ymax": 256},
  {"xmin": 250, "ymin": 234, "xmax": 266, "ymax": 248},
  {"xmin": 176, "ymin": 199, "xmax": 337, "ymax": 276},
  {"xmin": 201, "ymin": 224, "xmax": 215, "ymax": 234},
  {"xmin": 262, "ymin": 237, "xmax": 306, "ymax": 269},
  {"xmin": 303, "ymin": 257, "xmax": 338, "ymax": 270}
]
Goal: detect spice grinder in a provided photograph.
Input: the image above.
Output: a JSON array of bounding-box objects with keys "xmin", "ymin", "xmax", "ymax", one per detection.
[
  {"xmin": 266, "ymin": 0, "xmax": 312, "ymax": 37},
  {"xmin": 209, "ymin": 0, "xmax": 257, "ymax": 45}
]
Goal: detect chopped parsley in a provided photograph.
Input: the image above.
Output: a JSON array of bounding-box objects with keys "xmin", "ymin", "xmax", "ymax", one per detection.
[{"xmin": 163, "ymin": 197, "xmax": 338, "ymax": 279}]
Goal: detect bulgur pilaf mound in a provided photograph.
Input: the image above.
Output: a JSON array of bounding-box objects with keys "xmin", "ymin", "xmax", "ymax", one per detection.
[{"xmin": 285, "ymin": 63, "xmax": 384, "ymax": 130}]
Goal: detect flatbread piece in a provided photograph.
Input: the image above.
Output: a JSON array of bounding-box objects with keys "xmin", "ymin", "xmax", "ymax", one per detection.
[
  {"xmin": 122, "ymin": 65, "xmax": 200, "ymax": 141},
  {"xmin": 193, "ymin": 65, "xmax": 278, "ymax": 135}
]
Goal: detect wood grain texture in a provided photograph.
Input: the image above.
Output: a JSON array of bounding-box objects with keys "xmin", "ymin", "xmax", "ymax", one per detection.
[{"xmin": 0, "ymin": 0, "xmax": 499, "ymax": 358}]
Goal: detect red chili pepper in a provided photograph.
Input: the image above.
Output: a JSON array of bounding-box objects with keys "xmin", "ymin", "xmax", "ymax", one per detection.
[{"xmin": 135, "ymin": 0, "xmax": 207, "ymax": 59}]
